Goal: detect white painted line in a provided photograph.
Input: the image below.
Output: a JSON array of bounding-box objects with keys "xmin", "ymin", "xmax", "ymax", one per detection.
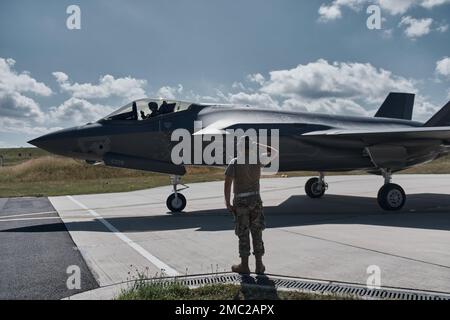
[
  {"xmin": 0, "ymin": 211, "xmax": 57, "ymax": 219},
  {"xmin": 66, "ymin": 195, "xmax": 179, "ymax": 277},
  {"xmin": 0, "ymin": 217, "xmax": 60, "ymax": 222}
]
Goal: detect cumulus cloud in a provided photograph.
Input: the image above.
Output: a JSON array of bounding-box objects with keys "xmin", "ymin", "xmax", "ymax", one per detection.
[
  {"xmin": 260, "ymin": 59, "xmax": 415, "ymax": 102},
  {"xmin": 437, "ymin": 23, "xmax": 449, "ymax": 32},
  {"xmin": 318, "ymin": 0, "xmax": 366, "ymax": 21},
  {"xmin": 247, "ymin": 73, "xmax": 266, "ymax": 86},
  {"xmin": 53, "ymin": 72, "xmax": 147, "ymax": 101},
  {"xmin": 202, "ymin": 58, "xmax": 444, "ymax": 122},
  {"xmin": 227, "ymin": 92, "xmax": 280, "ymax": 109},
  {"xmin": 436, "ymin": 57, "xmax": 450, "ymax": 77},
  {"xmin": 399, "ymin": 16, "xmax": 433, "ymax": 38},
  {"xmin": 318, "ymin": 0, "xmax": 450, "ymax": 23},
  {"xmin": 48, "ymin": 97, "xmax": 115, "ymax": 125},
  {"xmin": 225, "ymin": 59, "xmax": 439, "ymax": 121},
  {"xmin": 156, "ymin": 84, "xmax": 184, "ymax": 100},
  {"xmin": 0, "ymin": 117, "xmax": 61, "ymax": 135},
  {"xmin": 0, "ymin": 58, "xmax": 52, "ymax": 96},
  {"xmin": 0, "ymin": 58, "xmax": 51, "ymax": 123}
]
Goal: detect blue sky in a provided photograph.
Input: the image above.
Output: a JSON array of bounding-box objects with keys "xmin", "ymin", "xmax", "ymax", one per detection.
[{"xmin": 0, "ymin": 0, "xmax": 449, "ymax": 147}]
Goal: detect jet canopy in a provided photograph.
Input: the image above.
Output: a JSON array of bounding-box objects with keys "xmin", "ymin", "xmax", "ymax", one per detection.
[{"xmin": 102, "ymin": 99, "xmax": 193, "ymax": 121}]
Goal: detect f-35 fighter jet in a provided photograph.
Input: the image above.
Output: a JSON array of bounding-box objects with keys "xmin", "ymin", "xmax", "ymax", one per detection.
[{"xmin": 29, "ymin": 93, "xmax": 450, "ymax": 212}]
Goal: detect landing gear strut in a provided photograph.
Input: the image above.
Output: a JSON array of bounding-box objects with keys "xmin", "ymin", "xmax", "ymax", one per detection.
[
  {"xmin": 305, "ymin": 172, "xmax": 328, "ymax": 199},
  {"xmin": 166, "ymin": 175, "xmax": 188, "ymax": 212},
  {"xmin": 377, "ymin": 169, "xmax": 406, "ymax": 211}
]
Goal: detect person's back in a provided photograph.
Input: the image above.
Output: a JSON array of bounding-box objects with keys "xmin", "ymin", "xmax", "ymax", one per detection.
[
  {"xmin": 224, "ymin": 137, "xmax": 266, "ymax": 275},
  {"xmin": 232, "ymin": 162, "xmax": 261, "ymax": 195}
]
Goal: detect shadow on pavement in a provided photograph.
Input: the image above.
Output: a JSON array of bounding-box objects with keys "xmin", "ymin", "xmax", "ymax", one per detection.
[{"xmin": 3, "ymin": 193, "xmax": 450, "ymax": 234}]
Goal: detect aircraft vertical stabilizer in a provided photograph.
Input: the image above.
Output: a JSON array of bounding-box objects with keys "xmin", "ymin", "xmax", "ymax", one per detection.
[
  {"xmin": 375, "ymin": 93, "xmax": 415, "ymax": 120},
  {"xmin": 424, "ymin": 101, "xmax": 450, "ymax": 127}
]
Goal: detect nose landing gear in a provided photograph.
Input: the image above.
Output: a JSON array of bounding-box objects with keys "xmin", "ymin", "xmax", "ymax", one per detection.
[
  {"xmin": 166, "ymin": 175, "xmax": 188, "ymax": 212},
  {"xmin": 305, "ymin": 172, "xmax": 328, "ymax": 199}
]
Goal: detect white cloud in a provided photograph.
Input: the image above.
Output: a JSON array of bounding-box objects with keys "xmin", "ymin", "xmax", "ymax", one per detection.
[
  {"xmin": 247, "ymin": 73, "xmax": 266, "ymax": 86},
  {"xmin": 53, "ymin": 72, "xmax": 147, "ymax": 101},
  {"xmin": 0, "ymin": 117, "xmax": 61, "ymax": 135},
  {"xmin": 260, "ymin": 59, "xmax": 415, "ymax": 102},
  {"xmin": 318, "ymin": 0, "xmax": 450, "ymax": 20},
  {"xmin": 48, "ymin": 97, "xmax": 115, "ymax": 125},
  {"xmin": 227, "ymin": 92, "xmax": 280, "ymax": 109},
  {"xmin": 318, "ymin": 0, "xmax": 367, "ymax": 21},
  {"xmin": 399, "ymin": 16, "xmax": 433, "ymax": 38},
  {"xmin": 318, "ymin": 3, "xmax": 342, "ymax": 21},
  {"xmin": 0, "ymin": 91, "xmax": 45, "ymax": 120},
  {"xmin": 421, "ymin": 0, "xmax": 450, "ymax": 9},
  {"xmin": 379, "ymin": 0, "xmax": 416, "ymax": 15},
  {"xmin": 156, "ymin": 84, "xmax": 183, "ymax": 100},
  {"xmin": 0, "ymin": 58, "xmax": 52, "ymax": 96},
  {"xmin": 224, "ymin": 59, "xmax": 441, "ymax": 121},
  {"xmin": 0, "ymin": 57, "xmax": 50, "ymax": 123},
  {"xmin": 437, "ymin": 23, "xmax": 449, "ymax": 32},
  {"xmin": 436, "ymin": 57, "xmax": 450, "ymax": 77}
]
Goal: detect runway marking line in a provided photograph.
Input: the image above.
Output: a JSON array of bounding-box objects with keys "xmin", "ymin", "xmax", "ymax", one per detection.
[
  {"xmin": 0, "ymin": 216, "xmax": 61, "ymax": 222},
  {"xmin": 0, "ymin": 211, "xmax": 57, "ymax": 219},
  {"xmin": 66, "ymin": 195, "xmax": 180, "ymax": 277}
]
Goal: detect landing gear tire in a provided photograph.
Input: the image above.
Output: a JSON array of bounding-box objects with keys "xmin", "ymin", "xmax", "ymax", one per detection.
[
  {"xmin": 167, "ymin": 193, "xmax": 187, "ymax": 213},
  {"xmin": 305, "ymin": 177, "xmax": 326, "ymax": 199},
  {"xmin": 377, "ymin": 183, "xmax": 406, "ymax": 211}
]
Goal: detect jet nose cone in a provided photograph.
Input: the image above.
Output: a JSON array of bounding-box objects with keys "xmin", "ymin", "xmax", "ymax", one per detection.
[
  {"xmin": 28, "ymin": 136, "xmax": 48, "ymax": 149},
  {"xmin": 28, "ymin": 132, "xmax": 64, "ymax": 153},
  {"xmin": 28, "ymin": 128, "xmax": 79, "ymax": 156}
]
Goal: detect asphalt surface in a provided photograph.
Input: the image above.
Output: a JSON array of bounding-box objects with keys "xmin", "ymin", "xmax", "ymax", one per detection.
[{"xmin": 0, "ymin": 197, "xmax": 98, "ymax": 299}]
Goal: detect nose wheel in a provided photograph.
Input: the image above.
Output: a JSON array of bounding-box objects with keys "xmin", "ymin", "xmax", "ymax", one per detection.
[
  {"xmin": 166, "ymin": 175, "xmax": 188, "ymax": 213},
  {"xmin": 305, "ymin": 172, "xmax": 327, "ymax": 198},
  {"xmin": 377, "ymin": 170, "xmax": 406, "ymax": 211}
]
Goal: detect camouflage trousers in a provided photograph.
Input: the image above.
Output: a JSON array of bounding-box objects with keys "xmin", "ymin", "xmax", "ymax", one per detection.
[{"xmin": 233, "ymin": 196, "xmax": 265, "ymax": 258}]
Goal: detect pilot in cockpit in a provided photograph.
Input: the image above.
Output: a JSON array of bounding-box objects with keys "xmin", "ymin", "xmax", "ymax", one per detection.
[{"xmin": 148, "ymin": 102, "xmax": 159, "ymax": 118}]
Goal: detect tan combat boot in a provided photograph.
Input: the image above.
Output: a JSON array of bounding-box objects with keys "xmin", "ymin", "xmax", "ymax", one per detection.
[
  {"xmin": 255, "ymin": 255, "xmax": 266, "ymax": 274},
  {"xmin": 231, "ymin": 256, "xmax": 250, "ymax": 274}
]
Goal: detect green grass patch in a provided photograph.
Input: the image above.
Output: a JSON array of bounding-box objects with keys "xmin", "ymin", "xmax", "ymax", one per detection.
[{"xmin": 117, "ymin": 281, "xmax": 348, "ymax": 300}]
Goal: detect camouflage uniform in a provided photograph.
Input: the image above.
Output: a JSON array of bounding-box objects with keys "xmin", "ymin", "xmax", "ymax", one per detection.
[{"xmin": 225, "ymin": 159, "xmax": 266, "ymax": 258}]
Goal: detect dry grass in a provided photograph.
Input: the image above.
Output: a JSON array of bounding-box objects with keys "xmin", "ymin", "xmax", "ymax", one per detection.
[
  {"xmin": 0, "ymin": 156, "xmax": 224, "ymax": 197},
  {"xmin": 1, "ymin": 151, "xmax": 450, "ymax": 197}
]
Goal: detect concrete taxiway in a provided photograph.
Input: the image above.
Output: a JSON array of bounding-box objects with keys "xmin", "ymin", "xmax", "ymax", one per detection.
[{"xmin": 42, "ymin": 174, "xmax": 450, "ymax": 298}]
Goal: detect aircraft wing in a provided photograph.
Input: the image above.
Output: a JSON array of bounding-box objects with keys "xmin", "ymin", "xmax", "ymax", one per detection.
[{"xmin": 302, "ymin": 126, "xmax": 450, "ymax": 145}]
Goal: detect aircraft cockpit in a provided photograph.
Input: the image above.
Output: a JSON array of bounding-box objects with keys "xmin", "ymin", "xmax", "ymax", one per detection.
[{"xmin": 102, "ymin": 99, "xmax": 193, "ymax": 121}]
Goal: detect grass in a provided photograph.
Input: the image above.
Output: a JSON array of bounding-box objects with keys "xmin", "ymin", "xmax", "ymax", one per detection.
[
  {"xmin": 0, "ymin": 147, "xmax": 49, "ymax": 166},
  {"xmin": 117, "ymin": 281, "xmax": 348, "ymax": 300},
  {"xmin": 0, "ymin": 155, "xmax": 225, "ymax": 197},
  {"xmin": 1, "ymin": 147, "xmax": 450, "ymax": 197}
]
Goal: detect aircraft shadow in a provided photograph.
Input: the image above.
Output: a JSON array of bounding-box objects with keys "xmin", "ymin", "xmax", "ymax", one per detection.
[{"xmin": 3, "ymin": 193, "xmax": 450, "ymax": 234}]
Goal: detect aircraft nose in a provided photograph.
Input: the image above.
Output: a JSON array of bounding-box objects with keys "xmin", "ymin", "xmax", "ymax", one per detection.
[
  {"xmin": 28, "ymin": 126, "xmax": 84, "ymax": 157},
  {"xmin": 28, "ymin": 131, "xmax": 72, "ymax": 155}
]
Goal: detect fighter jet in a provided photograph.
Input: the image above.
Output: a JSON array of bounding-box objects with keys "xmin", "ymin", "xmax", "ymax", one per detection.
[{"xmin": 29, "ymin": 93, "xmax": 450, "ymax": 212}]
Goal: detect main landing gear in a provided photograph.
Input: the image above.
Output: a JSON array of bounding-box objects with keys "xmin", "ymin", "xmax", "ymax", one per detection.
[
  {"xmin": 166, "ymin": 175, "xmax": 188, "ymax": 213},
  {"xmin": 305, "ymin": 172, "xmax": 328, "ymax": 199},
  {"xmin": 377, "ymin": 169, "xmax": 406, "ymax": 211},
  {"xmin": 304, "ymin": 170, "xmax": 406, "ymax": 211}
]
